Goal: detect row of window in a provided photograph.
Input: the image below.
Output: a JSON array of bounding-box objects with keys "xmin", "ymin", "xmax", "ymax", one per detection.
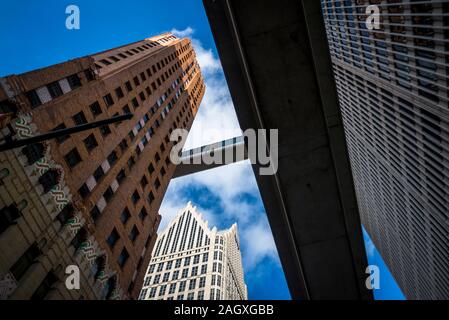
[
  {"xmin": 146, "ymin": 264, "xmax": 208, "ymax": 286},
  {"xmin": 95, "ymin": 35, "xmax": 179, "ymax": 69},
  {"xmin": 25, "ymin": 73, "xmax": 84, "ymax": 108},
  {"xmin": 141, "ymin": 276, "xmax": 207, "ymax": 299}
]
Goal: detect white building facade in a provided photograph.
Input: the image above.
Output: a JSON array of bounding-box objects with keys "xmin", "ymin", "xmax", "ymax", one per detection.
[{"xmin": 139, "ymin": 202, "xmax": 247, "ymax": 300}]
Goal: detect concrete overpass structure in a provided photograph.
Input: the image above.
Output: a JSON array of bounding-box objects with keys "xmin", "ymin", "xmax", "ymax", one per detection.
[
  {"xmin": 195, "ymin": 0, "xmax": 373, "ymax": 300},
  {"xmin": 173, "ymin": 136, "xmax": 247, "ymax": 178}
]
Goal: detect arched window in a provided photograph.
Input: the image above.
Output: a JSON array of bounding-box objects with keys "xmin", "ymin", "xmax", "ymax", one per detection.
[
  {"xmin": 38, "ymin": 169, "xmax": 60, "ymax": 193},
  {"xmin": 22, "ymin": 143, "xmax": 45, "ymax": 165},
  {"xmin": 70, "ymin": 227, "xmax": 88, "ymax": 251}
]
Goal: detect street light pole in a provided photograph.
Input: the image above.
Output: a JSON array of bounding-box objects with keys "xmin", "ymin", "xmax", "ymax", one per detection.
[{"xmin": 0, "ymin": 113, "xmax": 133, "ymax": 152}]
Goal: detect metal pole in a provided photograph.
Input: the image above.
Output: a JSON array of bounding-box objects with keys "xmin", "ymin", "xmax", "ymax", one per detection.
[{"xmin": 0, "ymin": 113, "xmax": 133, "ymax": 152}]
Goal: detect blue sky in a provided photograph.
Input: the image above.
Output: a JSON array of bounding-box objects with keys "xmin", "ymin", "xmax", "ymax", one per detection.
[{"xmin": 0, "ymin": 0, "xmax": 404, "ymax": 300}]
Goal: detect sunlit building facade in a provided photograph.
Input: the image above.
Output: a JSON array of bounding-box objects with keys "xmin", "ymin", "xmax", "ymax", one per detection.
[
  {"xmin": 139, "ymin": 202, "xmax": 247, "ymax": 300},
  {"xmin": 0, "ymin": 33, "xmax": 205, "ymax": 299}
]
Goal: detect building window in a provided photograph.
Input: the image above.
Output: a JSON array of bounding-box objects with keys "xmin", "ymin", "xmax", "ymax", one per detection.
[
  {"xmin": 139, "ymin": 92, "xmax": 146, "ymax": 101},
  {"xmin": 148, "ymin": 192, "xmax": 155, "ymax": 204},
  {"xmin": 118, "ymin": 248, "xmax": 129, "ymax": 268},
  {"xmin": 125, "ymin": 81, "xmax": 133, "ymax": 92},
  {"xmin": 64, "ymin": 148, "xmax": 82, "ymax": 168},
  {"xmin": 193, "ymin": 255, "xmax": 200, "ymax": 264},
  {"xmin": 139, "ymin": 289, "xmax": 147, "ymax": 300},
  {"xmin": 202, "ymin": 253, "xmax": 208, "ymax": 262},
  {"xmin": 140, "ymin": 176, "xmax": 148, "ymax": 188},
  {"xmin": 201, "ymin": 264, "xmax": 207, "ymax": 274},
  {"xmin": 116, "ymin": 169, "xmax": 126, "ymax": 184},
  {"xmin": 187, "ymin": 292, "xmax": 194, "ymax": 300},
  {"xmin": 89, "ymin": 101, "xmax": 102, "ymax": 117},
  {"xmin": 107, "ymin": 228, "xmax": 120, "ymax": 248},
  {"xmin": 22, "ymin": 143, "xmax": 45, "ymax": 165},
  {"xmin": 90, "ymin": 206, "xmax": 101, "ymax": 221},
  {"xmin": 73, "ymin": 111, "xmax": 87, "ymax": 125},
  {"xmin": 83, "ymin": 134, "xmax": 98, "ymax": 152},
  {"xmin": 169, "ymin": 283, "xmax": 177, "ymax": 294},
  {"xmin": 189, "ymin": 279, "xmax": 196, "ymax": 290},
  {"xmin": 122, "ymin": 105, "xmax": 131, "ymax": 115},
  {"xmin": 31, "ymin": 270, "xmax": 58, "ymax": 300},
  {"xmin": 103, "ymin": 94, "xmax": 114, "ymax": 107},
  {"xmin": 133, "ymin": 76, "xmax": 140, "ymax": 87},
  {"xmin": 172, "ymin": 270, "xmax": 179, "ymax": 280},
  {"xmin": 54, "ymin": 203, "xmax": 74, "ymax": 227},
  {"xmin": 178, "ymin": 281, "xmax": 186, "ymax": 292},
  {"xmin": 175, "ymin": 259, "xmax": 182, "ymax": 268},
  {"xmin": 138, "ymin": 207, "xmax": 148, "ymax": 221},
  {"xmin": 149, "ymin": 287, "xmax": 157, "ymax": 298},
  {"xmin": 129, "ymin": 226, "xmax": 139, "ymax": 242},
  {"xmin": 78, "ymin": 183, "xmax": 90, "ymax": 199},
  {"xmin": 67, "ymin": 74, "xmax": 81, "ymax": 89},
  {"xmin": 148, "ymin": 163, "xmax": 155, "ymax": 174},
  {"xmin": 197, "ymin": 291, "xmax": 204, "ymax": 300},
  {"xmin": 121, "ymin": 208, "xmax": 131, "ymax": 225},
  {"xmin": 115, "ymin": 87, "xmax": 124, "ymax": 99},
  {"xmin": 107, "ymin": 151, "xmax": 118, "ymax": 165},
  {"xmin": 163, "ymin": 272, "xmax": 170, "ymax": 282},
  {"xmin": 128, "ymin": 156, "xmax": 136, "ymax": 168},
  {"xmin": 143, "ymin": 276, "xmax": 152, "ymax": 287},
  {"xmin": 191, "ymin": 266, "xmax": 198, "ymax": 276},
  {"xmin": 93, "ymin": 166, "xmax": 105, "ymax": 182},
  {"xmin": 154, "ymin": 178, "xmax": 161, "ymax": 190},
  {"xmin": 85, "ymin": 69, "xmax": 95, "ymax": 81},
  {"xmin": 52, "ymin": 123, "xmax": 70, "ymax": 143},
  {"xmin": 71, "ymin": 228, "xmax": 88, "ymax": 251},
  {"xmin": 132, "ymin": 98, "xmax": 139, "ymax": 108},
  {"xmin": 182, "ymin": 269, "xmax": 188, "ymax": 278},
  {"xmin": 119, "ymin": 139, "xmax": 128, "ymax": 151},
  {"xmin": 26, "ymin": 90, "xmax": 42, "ymax": 108},
  {"xmin": 47, "ymin": 81, "xmax": 63, "ymax": 99},
  {"xmin": 199, "ymin": 276, "xmax": 206, "ymax": 288},
  {"xmin": 153, "ymin": 274, "xmax": 161, "ymax": 284},
  {"xmin": 38, "ymin": 169, "xmax": 60, "ymax": 193},
  {"xmin": 100, "ymin": 125, "xmax": 112, "ymax": 137},
  {"xmin": 159, "ymin": 285, "xmax": 167, "ymax": 296},
  {"xmin": 131, "ymin": 191, "xmax": 141, "ymax": 205},
  {"xmin": 0, "ymin": 204, "xmax": 21, "ymax": 235},
  {"xmin": 100, "ymin": 59, "xmax": 112, "ymax": 66},
  {"xmin": 103, "ymin": 186, "xmax": 114, "ymax": 203}
]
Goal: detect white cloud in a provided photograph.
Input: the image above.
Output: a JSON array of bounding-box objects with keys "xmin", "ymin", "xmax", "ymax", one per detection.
[
  {"xmin": 159, "ymin": 27, "xmax": 279, "ymax": 272},
  {"xmin": 171, "ymin": 27, "xmax": 194, "ymax": 38},
  {"xmin": 242, "ymin": 219, "xmax": 278, "ymax": 268}
]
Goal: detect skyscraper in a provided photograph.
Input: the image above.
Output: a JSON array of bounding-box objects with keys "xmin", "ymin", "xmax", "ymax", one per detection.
[
  {"xmin": 140, "ymin": 202, "xmax": 247, "ymax": 300},
  {"xmin": 321, "ymin": 1, "xmax": 449, "ymax": 299},
  {"xmin": 0, "ymin": 33, "xmax": 205, "ymax": 299}
]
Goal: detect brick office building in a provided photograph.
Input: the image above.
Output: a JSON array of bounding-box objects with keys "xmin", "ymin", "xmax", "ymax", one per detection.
[{"xmin": 0, "ymin": 32, "xmax": 205, "ymax": 299}]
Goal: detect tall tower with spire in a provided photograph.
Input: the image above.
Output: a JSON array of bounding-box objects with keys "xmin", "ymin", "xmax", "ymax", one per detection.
[{"xmin": 139, "ymin": 202, "xmax": 247, "ymax": 300}]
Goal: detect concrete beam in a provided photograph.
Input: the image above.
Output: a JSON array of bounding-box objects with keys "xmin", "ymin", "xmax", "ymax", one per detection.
[{"xmin": 202, "ymin": 0, "xmax": 372, "ymax": 300}]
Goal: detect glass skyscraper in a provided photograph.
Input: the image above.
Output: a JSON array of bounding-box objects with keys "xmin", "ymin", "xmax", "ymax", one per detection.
[{"xmin": 321, "ymin": 0, "xmax": 449, "ymax": 299}]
